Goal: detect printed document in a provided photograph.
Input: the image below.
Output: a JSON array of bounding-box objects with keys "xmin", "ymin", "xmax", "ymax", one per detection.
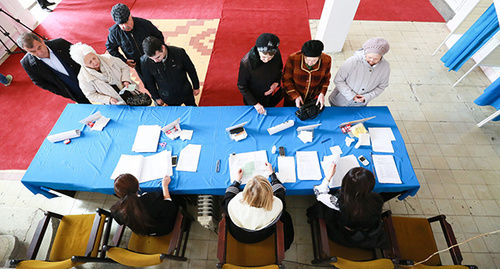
[
  {"xmin": 177, "ymin": 144, "xmax": 202, "ymax": 172},
  {"xmin": 132, "ymin": 125, "xmax": 161, "ymax": 152},
  {"xmin": 228, "ymin": 150, "xmax": 269, "ymax": 184},
  {"xmin": 372, "ymin": 155, "xmax": 402, "ymax": 184},
  {"xmin": 110, "ymin": 150, "xmax": 172, "ymax": 183},
  {"xmin": 277, "ymin": 156, "xmax": 296, "ymax": 183},
  {"xmin": 296, "ymin": 151, "xmax": 322, "ymax": 180}
]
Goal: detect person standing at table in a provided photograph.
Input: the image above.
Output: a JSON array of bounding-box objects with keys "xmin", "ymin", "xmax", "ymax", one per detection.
[
  {"xmin": 106, "ymin": 3, "xmax": 164, "ymax": 84},
  {"xmin": 237, "ymin": 33, "xmax": 283, "ymax": 115},
  {"xmin": 111, "ymin": 174, "xmax": 182, "ymax": 236},
  {"xmin": 18, "ymin": 33, "xmax": 91, "ymax": 104},
  {"xmin": 282, "ymin": 40, "xmax": 331, "ymax": 109},
  {"xmin": 329, "ymin": 37, "xmax": 390, "ymax": 107},
  {"xmin": 141, "ymin": 36, "xmax": 200, "ymax": 106},
  {"xmin": 222, "ymin": 162, "xmax": 294, "ymax": 250},
  {"xmin": 306, "ymin": 163, "xmax": 389, "ymax": 249}
]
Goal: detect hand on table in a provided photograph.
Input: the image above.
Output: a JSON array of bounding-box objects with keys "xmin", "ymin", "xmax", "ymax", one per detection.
[
  {"xmin": 236, "ymin": 168, "xmax": 244, "ymax": 182},
  {"xmin": 295, "ymin": 96, "xmax": 304, "ymax": 108},
  {"xmin": 264, "ymin": 162, "xmax": 274, "ymax": 174},
  {"xmin": 254, "ymin": 103, "xmax": 266, "ymax": 115},
  {"xmin": 316, "ymin": 93, "xmax": 325, "ymax": 109}
]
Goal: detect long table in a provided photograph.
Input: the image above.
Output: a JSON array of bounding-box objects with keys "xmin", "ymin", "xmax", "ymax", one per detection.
[{"xmin": 22, "ymin": 104, "xmax": 419, "ymax": 199}]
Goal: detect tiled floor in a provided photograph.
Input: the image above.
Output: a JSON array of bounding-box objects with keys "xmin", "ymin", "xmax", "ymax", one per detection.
[{"xmin": 1, "ymin": 19, "xmax": 500, "ymax": 268}]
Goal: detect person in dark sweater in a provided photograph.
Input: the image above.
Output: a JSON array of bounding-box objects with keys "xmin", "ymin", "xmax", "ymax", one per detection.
[
  {"xmin": 222, "ymin": 162, "xmax": 294, "ymax": 250},
  {"xmin": 110, "ymin": 174, "xmax": 179, "ymax": 236},
  {"xmin": 237, "ymin": 33, "xmax": 284, "ymax": 114},
  {"xmin": 307, "ymin": 164, "xmax": 389, "ymax": 249}
]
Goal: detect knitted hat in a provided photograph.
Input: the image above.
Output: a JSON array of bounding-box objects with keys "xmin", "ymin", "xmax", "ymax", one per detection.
[
  {"xmin": 111, "ymin": 3, "xmax": 130, "ymax": 24},
  {"xmin": 301, "ymin": 40, "xmax": 324, "ymax": 57},
  {"xmin": 362, "ymin": 37, "xmax": 390, "ymax": 56},
  {"xmin": 255, "ymin": 33, "xmax": 280, "ymax": 53},
  {"xmin": 70, "ymin": 42, "xmax": 97, "ymax": 66}
]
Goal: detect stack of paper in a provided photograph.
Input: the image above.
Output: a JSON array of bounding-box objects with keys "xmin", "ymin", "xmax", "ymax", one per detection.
[
  {"xmin": 296, "ymin": 151, "xmax": 322, "ymax": 180},
  {"xmin": 132, "ymin": 125, "xmax": 161, "ymax": 152},
  {"xmin": 277, "ymin": 156, "xmax": 296, "ymax": 183},
  {"xmin": 369, "ymin": 127, "xmax": 395, "ymax": 153},
  {"xmin": 110, "ymin": 150, "xmax": 172, "ymax": 183},
  {"xmin": 372, "ymin": 155, "xmax": 402, "ymax": 184}
]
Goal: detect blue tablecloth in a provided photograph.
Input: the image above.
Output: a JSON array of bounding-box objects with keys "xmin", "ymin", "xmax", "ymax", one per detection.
[{"xmin": 22, "ymin": 104, "xmax": 419, "ymax": 199}]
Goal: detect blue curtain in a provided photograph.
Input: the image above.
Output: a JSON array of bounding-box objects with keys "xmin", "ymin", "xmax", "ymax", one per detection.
[
  {"xmin": 441, "ymin": 4, "xmax": 499, "ymax": 72},
  {"xmin": 475, "ymin": 77, "xmax": 500, "ymax": 121}
]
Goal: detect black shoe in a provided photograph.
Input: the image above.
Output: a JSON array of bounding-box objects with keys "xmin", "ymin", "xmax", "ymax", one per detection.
[
  {"xmin": 41, "ymin": 6, "xmax": 53, "ymax": 12},
  {"xmin": 45, "ymin": 1, "xmax": 55, "ymax": 6}
]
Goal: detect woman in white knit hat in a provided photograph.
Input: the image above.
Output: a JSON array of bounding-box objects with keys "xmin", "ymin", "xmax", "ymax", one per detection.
[
  {"xmin": 328, "ymin": 37, "xmax": 390, "ymax": 107},
  {"xmin": 70, "ymin": 42, "xmax": 136, "ymax": 105}
]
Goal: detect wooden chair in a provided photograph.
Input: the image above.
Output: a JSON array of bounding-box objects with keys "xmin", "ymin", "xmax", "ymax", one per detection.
[
  {"xmin": 216, "ymin": 214, "xmax": 285, "ymax": 269},
  {"xmin": 11, "ymin": 208, "xmax": 114, "ymax": 269},
  {"xmin": 383, "ymin": 211, "xmax": 477, "ymax": 268},
  {"xmin": 308, "ymin": 215, "xmax": 394, "ymax": 268},
  {"xmin": 104, "ymin": 208, "xmax": 194, "ymax": 267}
]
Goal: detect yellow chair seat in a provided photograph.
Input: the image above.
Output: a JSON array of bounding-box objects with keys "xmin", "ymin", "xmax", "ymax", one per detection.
[
  {"xmin": 16, "ymin": 259, "xmax": 80, "ymax": 269},
  {"xmin": 391, "ymin": 216, "xmax": 440, "ymax": 266},
  {"xmin": 222, "ymin": 265, "xmax": 280, "ymax": 269},
  {"xmin": 106, "ymin": 247, "xmax": 162, "ymax": 267},
  {"xmin": 226, "ymin": 232, "xmax": 276, "ymax": 267},
  {"xmin": 128, "ymin": 232, "xmax": 173, "ymax": 254},
  {"xmin": 412, "ymin": 265, "xmax": 471, "ymax": 269},
  {"xmin": 328, "ymin": 239, "xmax": 376, "ymax": 261},
  {"xmin": 331, "ymin": 257, "xmax": 394, "ymax": 269}
]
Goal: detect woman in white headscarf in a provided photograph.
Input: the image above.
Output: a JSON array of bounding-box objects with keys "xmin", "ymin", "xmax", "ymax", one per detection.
[{"xmin": 70, "ymin": 42, "xmax": 135, "ymax": 104}]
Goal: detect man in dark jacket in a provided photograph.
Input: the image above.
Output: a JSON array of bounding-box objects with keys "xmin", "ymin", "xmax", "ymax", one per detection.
[
  {"xmin": 105, "ymin": 3, "xmax": 164, "ymax": 83},
  {"xmin": 141, "ymin": 36, "xmax": 200, "ymax": 106},
  {"xmin": 18, "ymin": 33, "xmax": 90, "ymax": 103}
]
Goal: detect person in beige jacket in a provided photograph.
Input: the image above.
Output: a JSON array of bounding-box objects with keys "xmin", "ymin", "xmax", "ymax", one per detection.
[{"xmin": 70, "ymin": 42, "xmax": 135, "ymax": 104}]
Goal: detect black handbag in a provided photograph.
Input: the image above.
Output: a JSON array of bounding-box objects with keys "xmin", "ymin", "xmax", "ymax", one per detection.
[
  {"xmin": 295, "ymin": 99, "xmax": 323, "ymax": 120},
  {"xmin": 112, "ymin": 85, "xmax": 152, "ymax": 106}
]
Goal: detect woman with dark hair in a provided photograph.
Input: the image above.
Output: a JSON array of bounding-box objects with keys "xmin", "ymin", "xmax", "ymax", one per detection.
[
  {"xmin": 110, "ymin": 174, "xmax": 179, "ymax": 236},
  {"xmin": 222, "ymin": 162, "xmax": 294, "ymax": 250},
  {"xmin": 307, "ymin": 163, "xmax": 389, "ymax": 249}
]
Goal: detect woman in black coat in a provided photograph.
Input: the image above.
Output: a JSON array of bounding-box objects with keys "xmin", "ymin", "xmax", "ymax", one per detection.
[
  {"xmin": 222, "ymin": 162, "xmax": 294, "ymax": 250},
  {"xmin": 307, "ymin": 164, "xmax": 389, "ymax": 249}
]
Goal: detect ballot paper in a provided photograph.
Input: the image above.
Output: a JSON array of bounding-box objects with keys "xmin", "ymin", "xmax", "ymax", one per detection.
[
  {"xmin": 110, "ymin": 150, "xmax": 172, "ymax": 183},
  {"xmin": 180, "ymin": 130, "xmax": 193, "ymax": 140},
  {"xmin": 277, "ymin": 156, "xmax": 296, "ymax": 183},
  {"xmin": 132, "ymin": 125, "xmax": 161, "ymax": 152},
  {"xmin": 228, "ymin": 150, "xmax": 269, "ymax": 184},
  {"xmin": 369, "ymin": 127, "xmax": 395, "ymax": 153},
  {"xmin": 325, "ymin": 155, "xmax": 360, "ymax": 188},
  {"xmin": 330, "ymin": 146, "xmax": 343, "ymax": 156},
  {"xmin": 79, "ymin": 111, "xmax": 110, "ymax": 131},
  {"xmin": 162, "ymin": 118, "xmax": 182, "ymax": 140},
  {"xmin": 177, "ymin": 144, "xmax": 202, "ymax": 172},
  {"xmin": 372, "ymin": 155, "xmax": 402, "ymax": 184},
  {"xmin": 355, "ymin": 133, "xmax": 371, "ymax": 149},
  {"xmin": 47, "ymin": 129, "xmax": 81, "ymax": 143},
  {"xmin": 296, "ymin": 151, "xmax": 322, "ymax": 180}
]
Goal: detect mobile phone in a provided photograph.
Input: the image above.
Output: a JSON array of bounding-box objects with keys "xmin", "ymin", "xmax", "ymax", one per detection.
[
  {"xmin": 279, "ymin": 147, "xmax": 285, "ymax": 156},
  {"xmin": 358, "ymin": 155, "xmax": 369, "ymax": 166},
  {"xmin": 172, "ymin": 156, "xmax": 178, "ymax": 167}
]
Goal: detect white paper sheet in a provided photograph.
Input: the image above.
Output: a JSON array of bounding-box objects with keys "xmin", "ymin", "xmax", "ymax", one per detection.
[
  {"xmin": 355, "ymin": 133, "xmax": 371, "ymax": 148},
  {"xmin": 277, "ymin": 156, "xmax": 296, "ymax": 183},
  {"xmin": 369, "ymin": 127, "xmax": 395, "ymax": 153},
  {"xmin": 372, "ymin": 155, "xmax": 402, "ymax": 184},
  {"xmin": 92, "ymin": 116, "xmax": 110, "ymax": 131},
  {"xmin": 47, "ymin": 129, "xmax": 81, "ymax": 143},
  {"xmin": 110, "ymin": 151, "xmax": 173, "ymax": 183},
  {"xmin": 180, "ymin": 130, "xmax": 193, "ymax": 140},
  {"xmin": 228, "ymin": 150, "xmax": 269, "ymax": 184},
  {"xmin": 330, "ymin": 145, "xmax": 343, "ymax": 156},
  {"xmin": 327, "ymin": 155, "xmax": 360, "ymax": 188},
  {"xmin": 177, "ymin": 144, "xmax": 202, "ymax": 172},
  {"xmin": 132, "ymin": 125, "xmax": 161, "ymax": 153},
  {"xmin": 297, "ymin": 130, "xmax": 313, "ymax": 143},
  {"xmin": 296, "ymin": 151, "xmax": 322, "ymax": 180}
]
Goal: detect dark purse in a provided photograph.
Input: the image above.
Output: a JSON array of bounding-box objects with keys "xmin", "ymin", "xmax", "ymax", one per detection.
[
  {"xmin": 295, "ymin": 99, "xmax": 324, "ymax": 120},
  {"xmin": 112, "ymin": 85, "xmax": 152, "ymax": 106}
]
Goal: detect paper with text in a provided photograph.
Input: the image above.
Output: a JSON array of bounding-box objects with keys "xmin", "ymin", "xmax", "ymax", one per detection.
[
  {"xmin": 228, "ymin": 150, "xmax": 269, "ymax": 184},
  {"xmin": 132, "ymin": 125, "xmax": 161, "ymax": 152},
  {"xmin": 177, "ymin": 144, "xmax": 202, "ymax": 172},
  {"xmin": 277, "ymin": 156, "xmax": 296, "ymax": 183},
  {"xmin": 110, "ymin": 150, "xmax": 172, "ymax": 183},
  {"xmin": 372, "ymin": 155, "xmax": 402, "ymax": 184},
  {"xmin": 296, "ymin": 151, "xmax": 322, "ymax": 180}
]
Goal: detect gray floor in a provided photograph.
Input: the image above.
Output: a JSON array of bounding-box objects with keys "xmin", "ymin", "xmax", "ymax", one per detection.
[{"xmin": 1, "ymin": 20, "xmax": 500, "ymax": 268}]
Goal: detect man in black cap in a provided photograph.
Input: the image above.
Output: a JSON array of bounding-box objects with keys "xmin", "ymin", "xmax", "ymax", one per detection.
[
  {"xmin": 106, "ymin": 3, "xmax": 164, "ymax": 83},
  {"xmin": 141, "ymin": 36, "xmax": 200, "ymax": 106},
  {"xmin": 283, "ymin": 40, "xmax": 331, "ymax": 108},
  {"xmin": 237, "ymin": 33, "xmax": 283, "ymax": 115}
]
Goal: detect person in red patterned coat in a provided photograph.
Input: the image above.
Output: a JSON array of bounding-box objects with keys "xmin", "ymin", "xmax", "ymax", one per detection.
[{"xmin": 282, "ymin": 40, "xmax": 331, "ymax": 108}]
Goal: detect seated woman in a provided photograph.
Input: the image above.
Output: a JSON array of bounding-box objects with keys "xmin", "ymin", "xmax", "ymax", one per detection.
[
  {"xmin": 307, "ymin": 163, "xmax": 389, "ymax": 249},
  {"xmin": 110, "ymin": 174, "xmax": 179, "ymax": 236},
  {"xmin": 69, "ymin": 42, "xmax": 135, "ymax": 105},
  {"xmin": 282, "ymin": 40, "xmax": 331, "ymax": 108},
  {"xmin": 237, "ymin": 33, "xmax": 283, "ymax": 115},
  {"xmin": 328, "ymin": 37, "xmax": 390, "ymax": 107},
  {"xmin": 222, "ymin": 162, "xmax": 294, "ymax": 250}
]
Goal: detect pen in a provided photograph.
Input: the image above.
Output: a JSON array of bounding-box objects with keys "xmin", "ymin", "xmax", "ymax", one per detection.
[
  {"xmin": 216, "ymin": 159, "xmax": 220, "ymax": 173},
  {"xmin": 321, "ymin": 138, "xmax": 331, "ymax": 144}
]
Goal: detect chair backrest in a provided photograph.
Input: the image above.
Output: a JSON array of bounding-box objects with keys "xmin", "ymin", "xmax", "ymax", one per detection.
[{"xmin": 217, "ymin": 215, "xmax": 285, "ymax": 267}]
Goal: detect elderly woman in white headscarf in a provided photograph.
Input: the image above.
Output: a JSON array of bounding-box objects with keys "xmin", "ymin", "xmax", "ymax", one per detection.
[
  {"xmin": 70, "ymin": 43, "xmax": 135, "ymax": 104},
  {"xmin": 328, "ymin": 37, "xmax": 390, "ymax": 107}
]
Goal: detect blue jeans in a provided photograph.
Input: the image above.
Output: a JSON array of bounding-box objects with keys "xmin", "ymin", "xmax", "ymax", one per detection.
[{"xmin": 0, "ymin": 73, "xmax": 7, "ymax": 84}]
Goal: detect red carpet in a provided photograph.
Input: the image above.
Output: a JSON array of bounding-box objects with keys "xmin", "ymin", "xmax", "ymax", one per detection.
[
  {"xmin": 199, "ymin": 0, "xmax": 311, "ymax": 106},
  {"xmin": 307, "ymin": 0, "xmax": 444, "ymax": 22}
]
